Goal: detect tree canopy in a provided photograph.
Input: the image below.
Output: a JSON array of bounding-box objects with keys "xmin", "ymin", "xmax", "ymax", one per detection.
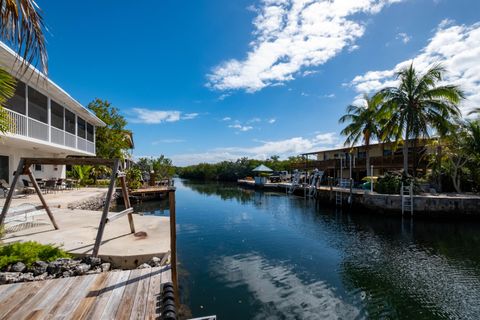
[{"xmin": 87, "ymin": 98, "xmax": 132, "ymax": 160}]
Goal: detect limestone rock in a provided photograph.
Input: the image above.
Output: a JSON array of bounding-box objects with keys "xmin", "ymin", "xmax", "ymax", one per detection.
[
  {"xmin": 74, "ymin": 263, "xmax": 91, "ymax": 275},
  {"xmin": 148, "ymin": 257, "xmax": 162, "ymax": 267},
  {"xmin": 83, "ymin": 256, "xmax": 102, "ymax": 267},
  {"xmin": 0, "ymin": 272, "xmax": 21, "ymax": 284},
  {"xmin": 101, "ymin": 263, "xmax": 111, "ymax": 272},
  {"xmin": 17, "ymin": 272, "xmax": 35, "ymax": 282},
  {"xmin": 31, "ymin": 261, "xmax": 49, "ymax": 276},
  {"xmin": 34, "ymin": 272, "xmax": 49, "ymax": 281},
  {"xmin": 11, "ymin": 262, "xmax": 26, "ymax": 273}
]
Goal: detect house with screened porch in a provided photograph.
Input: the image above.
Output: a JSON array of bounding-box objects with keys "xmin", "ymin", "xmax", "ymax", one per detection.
[{"xmin": 0, "ymin": 41, "xmax": 105, "ymax": 189}]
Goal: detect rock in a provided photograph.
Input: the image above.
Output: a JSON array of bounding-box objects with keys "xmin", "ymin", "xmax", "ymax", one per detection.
[
  {"xmin": 0, "ymin": 272, "xmax": 21, "ymax": 284},
  {"xmin": 136, "ymin": 263, "xmax": 151, "ymax": 269},
  {"xmin": 62, "ymin": 270, "xmax": 73, "ymax": 278},
  {"xmin": 47, "ymin": 258, "xmax": 80, "ymax": 276},
  {"xmin": 148, "ymin": 257, "xmax": 162, "ymax": 267},
  {"xmin": 101, "ymin": 263, "xmax": 111, "ymax": 272},
  {"xmin": 83, "ymin": 256, "xmax": 102, "ymax": 267},
  {"xmin": 86, "ymin": 267, "xmax": 102, "ymax": 275},
  {"xmin": 17, "ymin": 272, "xmax": 35, "ymax": 282},
  {"xmin": 11, "ymin": 262, "xmax": 26, "ymax": 272},
  {"xmin": 31, "ymin": 261, "xmax": 49, "ymax": 276},
  {"xmin": 74, "ymin": 263, "xmax": 91, "ymax": 275},
  {"xmin": 34, "ymin": 272, "xmax": 49, "ymax": 281}
]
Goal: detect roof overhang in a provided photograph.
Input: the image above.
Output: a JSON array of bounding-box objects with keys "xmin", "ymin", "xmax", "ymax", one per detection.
[{"xmin": 0, "ymin": 41, "xmax": 105, "ymax": 127}]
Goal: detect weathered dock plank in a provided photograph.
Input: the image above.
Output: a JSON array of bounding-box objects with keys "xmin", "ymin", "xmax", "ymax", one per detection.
[{"xmin": 0, "ymin": 267, "xmax": 168, "ymax": 320}]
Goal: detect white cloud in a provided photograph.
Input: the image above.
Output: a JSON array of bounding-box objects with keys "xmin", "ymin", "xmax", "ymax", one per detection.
[
  {"xmin": 350, "ymin": 21, "xmax": 480, "ymax": 115},
  {"xmin": 182, "ymin": 113, "xmax": 199, "ymax": 120},
  {"xmin": 130, "ymin": 109, "xmax": 180, "ymax": 124},
  {"xmin": 222, "ymin": 116, "xmax": 232, "ymax": 121},
  {"xmin": 228, "ymin": 124, "xmax": 254, "ymax": 132},
  {"xmin": 396, "ymin": 32, "xmax": 411, "ymax": 44},
  {"xmin": 215, "ymin": 253, "xmax": 360, "ymax": 319},
  {"xmin": 268, "ymin": 118, "xmax": 276, "ymax": 124},
  {"xmin": 247, "ymin": 117, "xmax": 261, "ymax": 124},
  {"xmin": 170, "ymin": 132, "xmax": 340, "ymax": 166},
  {"xmin": 207, "ymin": 0, "xmax": 403, "ymax": 92},
  {"xmin": 129, "ymin": 108, "xmax": 199, "ymax": 124}
]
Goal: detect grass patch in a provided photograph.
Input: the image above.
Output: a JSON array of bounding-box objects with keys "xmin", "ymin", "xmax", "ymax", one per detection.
[{"xmin": 0, "ymin": 241, "xmax": 71, "ymax": 269}]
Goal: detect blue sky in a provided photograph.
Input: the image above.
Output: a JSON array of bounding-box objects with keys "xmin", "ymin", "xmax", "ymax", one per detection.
[{"xmin": 40, "ymin": 0, "xmax": 480, "ymax": 166}]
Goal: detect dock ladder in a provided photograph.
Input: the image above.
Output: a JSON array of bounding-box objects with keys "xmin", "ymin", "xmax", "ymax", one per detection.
[
  {"xmin": 307, "ymin": 170, "xmax": 324, "ymax": 197},
  {"xmin": 335, "ymin": 190, "xmax": 342, "ymax": 206},
  {"xmin": 401, "ymin": 182, "xmax": 414, "ymax": 216},
  {"xmin": 288, "ymin": 170, "xmax": 302, "ymax": 194}
]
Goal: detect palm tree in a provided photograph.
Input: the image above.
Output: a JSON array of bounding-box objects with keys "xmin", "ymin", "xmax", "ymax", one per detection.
[
  {"xmin": 468, "ymin": 108, "xmax": 480, "ymax": 117},
  {"xmin": 0, "ymin": 0, "xmax": 48, "ymax": 73},
  {"xmin": 0, "ymin": 70, "xmax": 16, "ymax": 135},
  {"xmin": 339, "ymin": 93, "xmax": 383, "ymax": 176},
  {"xmin": 378, "ymin": 63, "xmax": 464, "ymax": 175},
  {"xmin": 0, "ymin": 0, "xmax": 48, "ymax": 136}
]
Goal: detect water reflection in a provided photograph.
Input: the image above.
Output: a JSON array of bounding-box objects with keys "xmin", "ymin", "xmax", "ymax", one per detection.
[
  {"xmin": 135, "ymin": 179, "xmax": 480, "ymax": 319},
  {"xmin": 216, "ymin": 253, "xmax": 360, "ymax": 320}
]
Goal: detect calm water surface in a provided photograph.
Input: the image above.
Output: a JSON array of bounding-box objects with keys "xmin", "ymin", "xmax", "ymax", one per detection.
[{"xmin": 135, "ymin": 179, "xmax": 480, "ymax": 319}]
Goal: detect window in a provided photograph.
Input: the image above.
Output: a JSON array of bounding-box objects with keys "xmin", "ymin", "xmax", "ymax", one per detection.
[
  {"xmin": 51, "ymin": 100, "xmax": 64, "ymax": 130},
  {"xmin": 5, "ymin": 80, "xmax": 26, "ymax": 114},
  {"xmin": 65, "ymin": 109, "xmax": 75, "ymax": 134},
  {"xmin": 34, "ymin": 164, "xmax": 42, "ymax": 172},
  {"xmin": 28, "ymin": 86, "xmax": 48, "ymax": 123},
  {"xmin": 358, "ymin": 151, "xmax": 366, "ymax": 159},
  {"xmin": 77, "ymin": 117, "xmax": 86, "ymax": 138},
  {"xmin": 87, "ymin": 123, "xmax": 94, "ymax": 142},
  {"xmin": 383, "ymin": 149, "xmax": 392, "ymax": 156}
]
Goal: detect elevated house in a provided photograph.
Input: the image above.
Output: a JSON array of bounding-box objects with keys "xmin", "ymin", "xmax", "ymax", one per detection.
[
  {"xmin": 296, "ymin": 139, "xmax": 433, "ymax": 182},
  {"xmin": 0, "ymin": 41, "xmax": 105, "ymax": 187}
]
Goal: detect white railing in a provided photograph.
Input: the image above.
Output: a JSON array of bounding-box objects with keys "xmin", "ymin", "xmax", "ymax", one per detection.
[
  {"xmin": 51, "ymin": 126, "xmax": 65, "ymax": 145},
  {"xmin": 28, "ymin": 118, "xmax": 49, "ymax": 141},
  {"xmin": 5, "ymin": 109, "xmax": 27, "ymax": 136},
  {"xmin": 77, "ymin": 136, "xmax": 87, "ymax": 152},
  {"xmin": 4, "ymin": 108, "xmax": 95, "ymax": 154},
  {"xmin": 86, "ymin": 141, "xmax": 95, "ymax": 154},
  {"xmin": 65, "ymin": 131, "xmax": 76, "ymax": 149}
]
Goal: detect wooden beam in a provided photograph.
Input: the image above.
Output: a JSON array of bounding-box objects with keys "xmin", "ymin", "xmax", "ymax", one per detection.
[
  {"xmin": 106, "ymin": 208, "xmax": 134, "ymax": 223},
  {"xmin": 92, "ymin": 159, "xmax": 120, "ymax": 257},
  {"xmin": 21, "ymin": 157, "xmax": 115, "ymax": 167},
  {"xmin": 0, "ymin": 159, "xmax": 25, "ymax": 226},
  {"xmin": 27, "ymin": 169, "xmax": 59, "ymax": 230},
  {"xmin": 119, "ymin": 175, "xmax": 135, "ymax": 233},
  {"xmin": 168, "ymin": 190, "xmax": 179, "ymax": 311}
]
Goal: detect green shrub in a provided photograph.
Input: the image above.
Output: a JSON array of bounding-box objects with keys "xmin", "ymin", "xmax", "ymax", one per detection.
[
  {"xmin": 0, "ymin": 241, "xmax": 71, "ymax": 269},
  {"xmin": 125, "ymin": 167, "xmax": 143, "ymax": 190},
  {"xmin": 376, "ymin": 171, "xmax": 420, "ymax": 194}
]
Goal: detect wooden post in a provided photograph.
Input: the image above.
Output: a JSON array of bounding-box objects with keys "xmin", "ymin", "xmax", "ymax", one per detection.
[
  {"xmin": 168, "ymin": 190, "xmax": 179, "ymax": 310},
  {"xmin": 92, "ymin": 159, "xmax": 119, "ymax": 257},
  {"xmin": 119, "ymin": 175, "xmax": 135, "ymax": 233},
  {"xmin": 0, "ymin": 159, "xmax": 25, "ymax": 226},
  {"xmin": 27, "ymin": 169, "xmax": 59, "ymax": 229}
]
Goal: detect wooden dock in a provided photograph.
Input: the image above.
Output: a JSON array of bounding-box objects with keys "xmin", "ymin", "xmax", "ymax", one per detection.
[{"xmin": 0, "ymin": 266, "xmax": 171, "ymax": 319}]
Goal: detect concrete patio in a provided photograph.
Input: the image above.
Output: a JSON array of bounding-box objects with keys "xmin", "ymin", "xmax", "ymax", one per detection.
[{"xmin": 1, "ymin": 208, "xmax": 171, "ymax": 269}]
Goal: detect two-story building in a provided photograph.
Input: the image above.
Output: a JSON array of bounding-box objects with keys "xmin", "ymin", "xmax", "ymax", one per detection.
[
  {"xmin": 0, "ymin": 41, "xmax": 105, "ymax": 187},
  {"xmin": 296, "ymin": 139, "xmax": 433, "ymax": 182}
]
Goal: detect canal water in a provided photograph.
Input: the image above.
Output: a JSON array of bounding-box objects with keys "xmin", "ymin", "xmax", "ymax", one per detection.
[{"xmin": 135, "ymin": 179, "xmax": 480, "ymax": 319}]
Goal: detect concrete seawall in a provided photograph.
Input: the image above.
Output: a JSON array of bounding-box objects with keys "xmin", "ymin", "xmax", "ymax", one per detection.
[{"xmin": 238, "ymin": 180, "xmax": 480, "ymax": 219}]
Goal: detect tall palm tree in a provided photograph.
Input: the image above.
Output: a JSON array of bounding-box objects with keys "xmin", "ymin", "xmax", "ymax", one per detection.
[
  {"xmin": 378, "ymin": 63, "xmax": 464, "ymax": 175},
  {"xmin": 339, "ymin": 93, "xmax": 383, "ymax": 176}
]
